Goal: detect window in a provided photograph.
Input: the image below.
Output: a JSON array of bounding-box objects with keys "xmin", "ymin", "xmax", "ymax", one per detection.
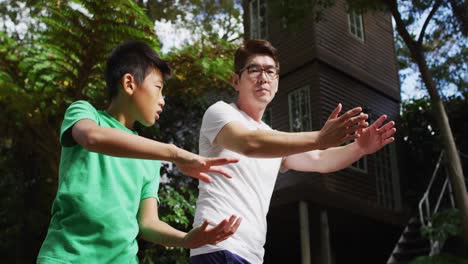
[
  {"xmin": 262, "ymin": 107, "xmax": 273, "ymax": 127},
  {"xmin": 250, "ymin": 0, "xmax": 268, "ymax": 39},
  {"xmin": 348, "ymin": 10, "xmax": 364, "ymax": 41},
  {"xmin": 288, "ymin": 86, "xmax": 311, "ymax": 132},
  {"xmin": 350, "ymin": 154, "xmax": 368, "ymax": 173}
]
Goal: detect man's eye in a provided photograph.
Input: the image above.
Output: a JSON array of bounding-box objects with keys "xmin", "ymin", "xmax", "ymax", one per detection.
[
  {"xmin": 266, "ymin": 69, "xmax": 276, "ymax": 75},
  {"xmin": 249, "ymin": 68, "xmax": 261, "ymax": 73}
]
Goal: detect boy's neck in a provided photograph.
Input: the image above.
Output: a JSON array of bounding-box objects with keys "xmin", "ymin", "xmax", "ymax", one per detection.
[{"xmin": 106, "ymin": 99, "xmax": 134, "ymax": 129}]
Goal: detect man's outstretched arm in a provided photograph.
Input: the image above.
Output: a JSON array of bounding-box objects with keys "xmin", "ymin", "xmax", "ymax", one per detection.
[
  {"xmin": 215, "ymin": 104, "xmax": 368, "ymax": 158},
  {"xmin": 282, "ymin": 115, "xmax": 396, "ymax": 173}
]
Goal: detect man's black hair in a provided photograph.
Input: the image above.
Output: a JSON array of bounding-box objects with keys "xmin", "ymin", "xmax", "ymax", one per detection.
[{"xmin": 105, "ymin": 40, "xmax": 171, "ymax": 99}]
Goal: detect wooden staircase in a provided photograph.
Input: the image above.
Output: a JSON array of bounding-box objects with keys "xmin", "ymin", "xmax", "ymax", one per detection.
[{"xmin": 387, "ymin": 217, "xmax": 430, "ymax": 264}]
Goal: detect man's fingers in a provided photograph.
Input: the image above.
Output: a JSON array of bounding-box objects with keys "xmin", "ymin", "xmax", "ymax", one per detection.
[
  {"xmin": 327, "ymin": 103, "xmax": 342, "ymax": 120},
  {"xmin": 371, "ymin": 115, "xmax": 387, "ymax": 129},
  {"xmin": 338, "ymin": 106, "xmax": 362, "ymax": 122},
  {"xmin": 346, "ymin": 113, "xmax": 368, "ymax": 127},
  {"xmin": 381, "ymin": 128, "xmax": 397, "ymax": 139},
  {"xmin": 205, "ymin": 157, "xmax": 239, "ymax": 166},
  {"xmin": 383, "ymin": 137, "xmax": 395, "ymax": 145},
  {"xmin": 378, "ymin": 121, "xmax": 395, "ymax": 133}
]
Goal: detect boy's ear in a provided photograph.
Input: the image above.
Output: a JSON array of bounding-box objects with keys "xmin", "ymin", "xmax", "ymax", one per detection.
[
  {"xmin": 121, "ymin": 73, "xmax": 136, "ymax": 95},
  {"xmin": 232, "ymin": 73, "xmax": 240, "ymax": 92}
]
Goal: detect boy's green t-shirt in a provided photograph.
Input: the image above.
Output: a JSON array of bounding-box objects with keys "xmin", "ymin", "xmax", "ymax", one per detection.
[{"xmin": 37, "ymin": 101, "xmax": 161, "ymax": 264}]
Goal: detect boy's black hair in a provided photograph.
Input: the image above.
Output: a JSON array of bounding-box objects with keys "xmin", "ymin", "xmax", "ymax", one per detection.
[{"xmin": 105, "ymin": 40, "xmax": 171, "ymax": 99}]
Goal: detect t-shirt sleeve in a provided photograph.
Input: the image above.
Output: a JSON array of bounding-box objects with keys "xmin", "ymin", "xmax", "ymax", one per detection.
[
  {"xmin": 141, "ymin": 160, "xmax": 161, "ymax": 203},
  {"xmin": 60, "ymin": 100, "xmax": 100, "ymax": 147},
  {"xmin": 200, "ymin": 101, "xmax": 245, "ymax": 144}
]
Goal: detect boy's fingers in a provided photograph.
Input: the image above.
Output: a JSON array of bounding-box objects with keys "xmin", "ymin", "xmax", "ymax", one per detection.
[
  {"xmin": 209, "ymin": 167, "xmax": 233, "ymax": 179},
  {"xmin": 231, "ymin": 217, "xmax": 242, "ymax": 232},
  {"xmin": 197, "ymin": 173, "xmax": 212, "ymax": 183},
  {"xmin": 228, "ymin": 214, "xmax": 237, "ymax": 224},
  {"xmin": 205, "ymin": 157, "xmax": 239, "ymax": 166},
  {"xmin": 209, "ymin": 219, "xmax": 229, "ymax": 233},
  {"xmin": 200, "ymin": 220, "xmax": 210, "ymax": 231}
]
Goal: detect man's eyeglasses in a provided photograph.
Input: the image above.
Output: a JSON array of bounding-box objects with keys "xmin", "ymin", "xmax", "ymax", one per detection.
[{"xmin": 237, "ymin": 64, "xmax": 279, "ymax": 80}]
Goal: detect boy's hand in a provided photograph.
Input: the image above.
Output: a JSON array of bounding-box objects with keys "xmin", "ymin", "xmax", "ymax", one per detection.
[
  {"xmin": 317, "ymin": 103, "xmax": 369, "ymax": 149},
  {"xmin": 182, "ymin": 215, "xmax": 242, "ymax": 249},
  {"xmin": 175, "ymin": 156, "xmax": 239, "ymax": 183}
]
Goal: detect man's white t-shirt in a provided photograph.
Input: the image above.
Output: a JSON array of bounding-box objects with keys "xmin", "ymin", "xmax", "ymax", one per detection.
[{"xmin": 190, "ymin": 101, "xmax": 283, "ymax": 264}]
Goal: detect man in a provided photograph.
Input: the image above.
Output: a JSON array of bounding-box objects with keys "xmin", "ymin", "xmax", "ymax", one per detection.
[{"xmin": 189, "ymin": 39, "xmax": 396, "ymax": 264}]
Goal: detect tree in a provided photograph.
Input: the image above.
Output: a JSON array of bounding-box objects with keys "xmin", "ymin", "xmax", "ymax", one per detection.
[
  {"xmin": 270, "ymin": 0, "xmax": 468, "ymax": 244},
  {"xmin": 379, "ymin": 0, "xmax": 468, "ymax": 243},
  {"xmin": 137, "ymin": 0, "xmax": 243, "ymax": 46}
]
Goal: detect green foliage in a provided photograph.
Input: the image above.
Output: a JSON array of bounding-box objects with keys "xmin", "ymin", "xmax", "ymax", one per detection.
[
  {"xmin": 0, "ymin": 0, "xmax": 168, "ymax": 262},
  {"xmin": 399, "ymin": 94, "xmax": 468, "ymax": 207},
  {"xmin": 269, "ymin": 0, "xmax": 336, "ymax": 30},
  {"xmin": 139, "ymin": 0, "xmax": 243, "ymax": 44},
  {"xmin": 421, "ymin": 209, "xmax": 462, "ymax": 243},
  {"xmin": 411, "ymin": 254, "xmax": 468, "ymax": 264}
]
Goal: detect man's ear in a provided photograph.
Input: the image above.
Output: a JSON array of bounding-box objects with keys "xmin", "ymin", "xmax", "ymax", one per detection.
[
  {"xmin": 121, "ymin": 73, "xmax": 136, "ymax": 95},
  {"xmin": 232, "ymin": 73, "xmax": 240, "ymax": 92}
]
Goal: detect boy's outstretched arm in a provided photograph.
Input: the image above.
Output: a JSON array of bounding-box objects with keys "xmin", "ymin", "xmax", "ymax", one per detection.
[
  {"xmin": 71, "ymin": 119, "xmax": 238, "ymax": 182},
  {"xmin": 137, "ymin": 198, "xmax": 242, "ymax": 248}
]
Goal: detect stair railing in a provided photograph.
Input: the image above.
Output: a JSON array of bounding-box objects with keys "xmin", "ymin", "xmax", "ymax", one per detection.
[
  {"xmin": 388, "ymin": 151, "xmax": 467, "ymax": 263},
  {"xmin": 417, "ymin": 150, "xmax": 468, "ymax": 255}
]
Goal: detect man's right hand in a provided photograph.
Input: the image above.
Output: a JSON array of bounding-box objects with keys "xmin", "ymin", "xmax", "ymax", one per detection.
[{"xmin": 317, "ymin": 103, "xmax": 369, "ymax": 149}]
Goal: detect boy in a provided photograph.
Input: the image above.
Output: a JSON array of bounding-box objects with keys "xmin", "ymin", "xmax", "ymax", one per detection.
[
  {"xmin": 190, "ymin": 39, "xmax": 396, "ymax": 263},
  {"xmin": 37, "ymin": 40, "xmax": 241, "ymax": 263}
]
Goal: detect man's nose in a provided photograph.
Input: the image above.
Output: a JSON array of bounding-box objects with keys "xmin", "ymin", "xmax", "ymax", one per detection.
[{"xmin": 257, "ymin": 70, "xmax": 269, "ymax": 82}]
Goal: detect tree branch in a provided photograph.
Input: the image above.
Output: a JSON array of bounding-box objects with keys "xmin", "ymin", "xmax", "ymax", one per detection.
[
  {"xmin": 417, "ymin": 0, "xmax": 443, "ymax": 45},
  {"xmin": 382, "ymin": 0, "xmax": 419, "ymax": 53}
]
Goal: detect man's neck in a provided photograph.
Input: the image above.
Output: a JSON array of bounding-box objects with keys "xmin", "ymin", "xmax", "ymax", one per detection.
[{"xmin": 235, "ymin": 99, "xmax": 265, "ymax": 123}]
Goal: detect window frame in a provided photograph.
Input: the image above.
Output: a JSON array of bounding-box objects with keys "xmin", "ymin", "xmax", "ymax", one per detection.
[
  {"xmin": 347, "ymin": 10, "xmax": 365, "ymax": 42},
  {"xmin": 288, "ymin": 85, "xmax": 312, "ymax": 132},
  {"xmin": 249, "ymin": 0, "xmax": 268, "ymax": 39}
]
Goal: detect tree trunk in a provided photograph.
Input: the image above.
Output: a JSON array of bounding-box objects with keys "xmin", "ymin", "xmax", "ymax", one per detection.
[{"xmin": 385, "ymin": 0, "xmax": 468, "ymax": 243}]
